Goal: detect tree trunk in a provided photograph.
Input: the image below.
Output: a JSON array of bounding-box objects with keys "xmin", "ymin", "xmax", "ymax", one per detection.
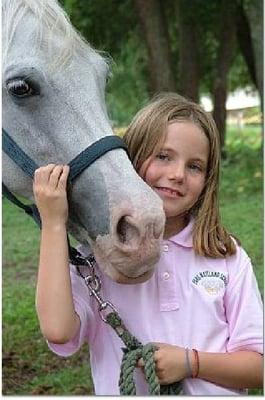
[
  {"xmin": 212, "ymin": 1, "xmax": 236, "ymax": 152},
  {"xmin": 236, "ymin": 2, "xmax": 257, "ymax": 89},
  {"xmin": 177, "ymin": 0, "xmax": 200, "ymax": 102},
  {"xmin": 133, "ymin": 0, "xmax": 176, "ymax": 94},
  {"xmin": 244, "ymin": 0, "xmax": 263, "ymax": 109}
]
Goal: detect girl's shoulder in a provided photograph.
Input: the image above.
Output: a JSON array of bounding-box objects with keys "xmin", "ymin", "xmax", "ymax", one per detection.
[
  {"xmin": 226, "ymin": 237, "xmax": 250, "ymax": 267},
  {"xmin": 225, "ymin": 238, "xmax": 256, "ymax": 289}
]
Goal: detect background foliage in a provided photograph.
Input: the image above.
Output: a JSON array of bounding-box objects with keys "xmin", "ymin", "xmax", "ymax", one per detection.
[{"xmin": 59, "ymin": 0, "xmax": 262, "ymax": 131}]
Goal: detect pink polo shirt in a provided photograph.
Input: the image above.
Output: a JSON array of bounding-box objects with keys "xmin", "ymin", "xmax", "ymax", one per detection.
[{"xmin": 48, "ymin": 220, "xmax": 263, "ymax": 395}]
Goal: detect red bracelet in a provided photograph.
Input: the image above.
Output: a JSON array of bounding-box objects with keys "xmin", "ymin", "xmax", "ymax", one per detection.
[{"xmin": 192, "ymin": 348, "xmax": 199, "ymax": 378}]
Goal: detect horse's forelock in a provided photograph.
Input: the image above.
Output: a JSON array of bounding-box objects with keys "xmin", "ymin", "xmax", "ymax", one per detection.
[{"xmin": 3, "ymin": 0, "xmax": 112, "ymax": 73}]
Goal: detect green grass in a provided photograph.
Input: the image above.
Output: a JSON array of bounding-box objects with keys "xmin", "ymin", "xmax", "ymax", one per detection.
[
  {"xmin": 219, "ymin": 125, "xmax": 263, "ymax": 294},
  {"xmin": 2, "ymin": 125, "xmax": 263, "ymax": 395},
  {"xmin": 2, "ymin": 205, "xmax": 93, "ymax": 395}
]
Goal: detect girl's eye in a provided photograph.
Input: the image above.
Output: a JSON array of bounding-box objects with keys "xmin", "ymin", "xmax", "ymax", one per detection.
[
  {"xmin": 156, "ymin": 153, "xmax": 170, "ymax": 161},
  {"xmin": 189, "ymin": 163, "xmax": 203, "ymax": 172}
]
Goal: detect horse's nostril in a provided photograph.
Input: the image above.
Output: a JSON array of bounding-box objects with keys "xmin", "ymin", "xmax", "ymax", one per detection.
[{"xmin": 116, "ymin": 216, "xmax": 140, "ymax": 246}]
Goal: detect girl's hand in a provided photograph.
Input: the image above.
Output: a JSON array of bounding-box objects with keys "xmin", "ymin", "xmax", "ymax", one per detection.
[
  {"xmin": 33, "ymin": 164, "xmax": 70, "ymax": 228},
  {"xmin": 138, "ymin": 343, "xmax": 189, "ymax": 385}
]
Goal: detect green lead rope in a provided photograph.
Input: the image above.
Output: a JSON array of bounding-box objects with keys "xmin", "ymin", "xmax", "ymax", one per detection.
[{"xmin": 106, "ymin": 312, "xmax": 182, "ymax": 395}]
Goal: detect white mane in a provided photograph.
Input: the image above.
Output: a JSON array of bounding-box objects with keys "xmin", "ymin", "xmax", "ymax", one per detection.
[{"xmin": 2, "ymin": 0, "xmax": 111, "ymax": 71}]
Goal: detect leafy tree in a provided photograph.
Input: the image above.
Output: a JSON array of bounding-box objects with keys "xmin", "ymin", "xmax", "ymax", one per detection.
[
  {"xmin": 61, "ymin": 0, "xmax": 137, "ymax": 56},
  {"xmin": 133, "ymin": 0, "xmax": 176, "ymax": 94},
  {"xmin": 212, "ymin": 0, "xmax": 237, "ymax": 151},
  {"xmin": 106, "ymin": 32, "xmax": 149, "ymax": 125},
  {"xmin": 243, "ymin": 0, "xmax": 263, "ymax": 108},
  {"xmin": 59, "ymin": 0, "xmax": 261, "ymax": 138},
  {"xmin": 176, "ymin": 0, "xmax": 201, "ymax": 101}
]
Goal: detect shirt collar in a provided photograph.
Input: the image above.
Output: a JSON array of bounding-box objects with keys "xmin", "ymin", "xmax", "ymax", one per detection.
[{"xmin": 166, "ymin": 218, "xmax": 194, "ymax": 248}]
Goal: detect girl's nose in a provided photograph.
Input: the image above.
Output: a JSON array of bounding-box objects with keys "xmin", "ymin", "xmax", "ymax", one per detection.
[{"xmin": 168, "ymin": 163, "xmax": 185, "ymax": 183}]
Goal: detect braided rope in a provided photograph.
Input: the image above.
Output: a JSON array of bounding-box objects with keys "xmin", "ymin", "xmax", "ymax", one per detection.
[
  {"xmin": 141, "ymin": 343, "xmax": 160, "ymax": 394},
  {"xmin": 106, "ymin": 312, "xmax": 182, "ymax": 395},
  {"xmin": 119, "ymin": 343, "xmax": 160, "ymax": 395},
  {"xmin": 119, "ymin": 347, "xmax": 143, "ymax": 394}
]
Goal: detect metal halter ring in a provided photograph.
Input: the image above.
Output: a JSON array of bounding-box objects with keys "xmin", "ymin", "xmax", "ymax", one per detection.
[{"xmin": 98, "ymin": 301, "xmax": 118, "ymax": 322}]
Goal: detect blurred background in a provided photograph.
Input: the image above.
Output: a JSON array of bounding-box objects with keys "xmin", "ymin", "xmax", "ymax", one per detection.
[
  {"xmin": 3, "ymin": 0, "xmax": 263, "ymax": 395},
  {"xmin": 61, "ymin": 0, "xmax": 263, "ymax": 150}
]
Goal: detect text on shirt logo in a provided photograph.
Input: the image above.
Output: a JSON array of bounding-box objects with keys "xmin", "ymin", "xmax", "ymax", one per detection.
[{"xmin": 192, "ymin": 271, "xmax": 228, "ymax": 295}]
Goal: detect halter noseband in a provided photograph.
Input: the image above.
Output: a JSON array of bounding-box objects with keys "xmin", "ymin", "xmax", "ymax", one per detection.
[
  {"xmin": 2, "ymin": 127, "xmax": 129, "ymax": 262},
  {"xmin": 2, "ymin": 128, "xmax": 129, "ymax": 181}
]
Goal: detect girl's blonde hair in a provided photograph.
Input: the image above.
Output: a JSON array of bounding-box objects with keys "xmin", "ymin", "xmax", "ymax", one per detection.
[{"xmin": 123, "ymin": 92, "xmax": 237, "ymax": 258}]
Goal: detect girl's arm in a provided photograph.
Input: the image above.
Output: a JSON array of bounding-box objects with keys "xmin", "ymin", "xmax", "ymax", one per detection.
[
  {"xmin": 144, "ymin": 343, "xmax": 263, "ymax": 389},
  {"xmin": 34, "ymin": 164, "xmax": 80, "ymax": 344},
  {"xmin": 197, "ymin": 349, "xmax": 263, "ymax": 388}
]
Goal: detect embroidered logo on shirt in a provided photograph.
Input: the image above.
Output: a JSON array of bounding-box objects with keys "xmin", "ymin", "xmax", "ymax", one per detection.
[{"xmin": 192, "ymin": 270, "xmax": 228, "ymax": 295}]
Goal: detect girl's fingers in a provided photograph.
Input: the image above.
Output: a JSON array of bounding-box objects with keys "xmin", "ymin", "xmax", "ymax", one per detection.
[
  {"xmin": 58, "ymin": 165, "xmax": 70, "ymax": 189},
  {"xmin": 34, "ymin": 164, "xmax": 70, "ymax": 190},
  {"xmin": 49, "ymin": 165, "xmax": 65, "ymax": 189},
  {"xmin": 34, "ymin": 164, "xmax": 56, "ymax": 184},
  {"xmin": 137, "ymin": 358, "xmax": 145, "ymax": 368}
]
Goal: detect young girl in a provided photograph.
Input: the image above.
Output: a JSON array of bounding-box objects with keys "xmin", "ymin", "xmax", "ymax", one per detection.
[{"xmin": 34, "ymin": 93, "xmax": 263, "ymax": 395}]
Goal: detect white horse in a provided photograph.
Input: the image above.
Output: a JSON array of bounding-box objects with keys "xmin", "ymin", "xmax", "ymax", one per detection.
[{"xmin": 2, "ymin": 0, "xmax": 165, "ymax": 284}]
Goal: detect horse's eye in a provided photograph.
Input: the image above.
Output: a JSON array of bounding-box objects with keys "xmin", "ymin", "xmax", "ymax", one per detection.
[{"xmin": 6, "ymin": 78, "xmax": 39, "ymax": 98}]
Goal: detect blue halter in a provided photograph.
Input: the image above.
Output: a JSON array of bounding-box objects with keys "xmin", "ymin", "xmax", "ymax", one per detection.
[
  {"xmin": 2, "ymin": 128, "xmax": 129, "ymax": 181},
  {"xmin": 2, "ymin": 128, "xmax": 129, "ymax": 264}
]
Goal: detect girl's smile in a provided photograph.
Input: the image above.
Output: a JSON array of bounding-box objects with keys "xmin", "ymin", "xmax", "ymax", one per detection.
[
  {"xmin": 139, "ymin": 120, "xmax": 209, "ymax": 236},
  {"xmin": 154, "ymin": 186, "xmax": 185, "ymax": 199}
]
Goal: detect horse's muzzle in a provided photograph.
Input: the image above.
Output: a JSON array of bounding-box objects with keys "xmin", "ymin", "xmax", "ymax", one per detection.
[{"xmin": 92, "ymin": 207, "xmax": 165, "ymax": 284}]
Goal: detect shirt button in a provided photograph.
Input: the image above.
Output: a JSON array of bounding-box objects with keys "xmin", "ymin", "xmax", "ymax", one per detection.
[
  {"xmin": 163, "ymin": 272, "xmax": 170, "ymax": 280},
  {"xmin": 163, "ymin": 244, "xmax": 169, "ymax": 252}
]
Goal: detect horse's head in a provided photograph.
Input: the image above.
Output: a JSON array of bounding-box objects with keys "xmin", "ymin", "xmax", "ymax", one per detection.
[{"xmin": 2, "ymin": 0, "xmax": 165, "ymax": 284}]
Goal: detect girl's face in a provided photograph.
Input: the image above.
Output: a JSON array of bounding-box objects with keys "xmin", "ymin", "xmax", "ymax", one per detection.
[{"xmin": 139, "ymin": 120, "xmax": 209, "ymax": 234}]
